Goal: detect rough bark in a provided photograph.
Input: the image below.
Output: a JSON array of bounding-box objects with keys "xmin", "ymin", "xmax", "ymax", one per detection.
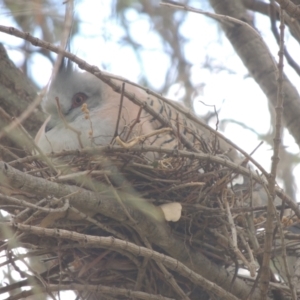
[{"xmin": 210, "ymin": 0, "xmax": 300, "ymax": 149}]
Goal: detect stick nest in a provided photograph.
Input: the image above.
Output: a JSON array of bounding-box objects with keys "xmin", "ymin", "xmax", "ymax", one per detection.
[{"xmin": 1, "ymin": 127, "xmax": 300, "ymax": 300}]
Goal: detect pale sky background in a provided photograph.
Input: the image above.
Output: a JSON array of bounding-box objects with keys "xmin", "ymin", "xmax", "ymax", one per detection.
[{"xmin": 1, "ymin": 0, "xmax": 300, "ymax": 297}]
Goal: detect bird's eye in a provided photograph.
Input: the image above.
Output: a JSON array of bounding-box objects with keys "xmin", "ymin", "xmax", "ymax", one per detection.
[{"xmin": 71, "ymin": 92, "xmax": 87, "ymax": 108}]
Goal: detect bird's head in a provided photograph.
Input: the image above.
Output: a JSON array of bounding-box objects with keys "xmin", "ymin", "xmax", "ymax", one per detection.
[
  {"xmin": 35, "ymin": 58, "xmax": 146, "ymax": 153},
  {"xmin": 42, "ymin": 59, "xmax": 105, "ymax": 132}
]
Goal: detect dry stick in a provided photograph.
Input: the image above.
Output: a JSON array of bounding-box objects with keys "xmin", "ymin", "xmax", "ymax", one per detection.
[
  {"xmin": 134, "ymin": 257, "xmax": 149, "ymax": 291},
  {"xmin": 198, "ymin": 101, "xmax": 220, "ymax": 155},
  {"xmin": 269, "ymin": 1, "xmax": 300, "ymax": 76},
  {"xmin": 46, "ymin": 0, "xmax": 74, "ymax": 105},
  {"xmin": 261, "ymin": 180, "xmax": 297, "ymax": 299},
  {"xmin": 127, "ymin": 167, "xmax": 180, "ymax": 183},
  {"xmin": 38, "ymin": 198, "xmax": 74, "ymax": 228},
  {"xmin": 10, "ymin": 222, "xmax": 241, "ymax": 300},
  {"xmin": 245, "ymin": 214, "xmax": 260, "ymax": 253},
  {"xmin": 77, "ymin": 249, "xmax": 110, "ymax": 278},
  {"xmin": 249, "ymin": 167, "xmax": 255, "ymax": 223},
  {"xmin": 14, "ymin": 198, "xmax": 47, "ymax": 222},
  {"xmin": 124, "ymin": 106, "xmax": 143, "ymax": 142},
  {"xmin": 238, "ymin": 274, "xmax": 300, "ymax": 295},
  {"xmin": 8, "ymin": 145, "xmax": 260, "ymax": 183},
  {"xmin": 166, "ymin": 182, "xmax": 205, "ymax": 192},
  {"xmin": 0, "ymin": 108, "xmax": 57, "ymax": 174},
  {"xmin": 206, "ymin": 141, "xmax": 264, "ymax": 197},
  {"xmin": 7, "ymin": 283, "xmax": 174, "ymax": 300},
  {"xmin": 205, "ymin": 162, "xmax": 259, "ymax": 217},
  {"xmin": 17, "ymin": 122, "xmax": 58, "ymax": 175},
  {"xmin": 0, "ymin": 92, "xmax": 44, "ymax": 142},
  {"xmin": 6, "ymin": 144, "xmax": 300, "ymax": 217},
  {"xmin": 260, "ymin": 7, "xmax": 287, "ymax": 300},
  {"xmin": 175, "ymin": 112, "xmax": 183, "ymax": 150},
  {"xmin": 0, "ymin": 145, "xmax": 19, "ymax": 160},
  {"xmin": 112, "ymin": 82, "xmax": 125, "ymax": 142},
  {"xmin": 223, "ymin": 190, "xmax": 256, "ymax": 277},
  {"xmin": 54, "ymin": 170, "xmax": 112, "ymax": 183},
  {"xmin": 6, "ymin": 194, "xmax": 74, "ymax": 237},
  {"xmin": 0, "ymin": 152, "xmax": 251, "ymax": 298},
  {"xmin": 275, "ymin": 0, "xmax": 300, "ymax": 18},
  {"xmin": 69, "ymin": 205, "xmax": 128, "ymax": 240},
  {"xmin": 0, "ymin": 193, "xmax": 69, "ymax": 215},
  {"xmin": 0, "ymin": 25, "xmax": 270, "ymax": 178},
  {"xmin": 0, "ymin": 160, "xmax": 255, "ymax": 299},
  {"xmin": 115, "ymin": 128, "xmax": 173, "ymax": 149},
  {"xmin": 104, "ymin": 174, "xmax": 136, "ymax": 224},
  {"xmin": 237, "ymin": 170, "xmax": 259, "ymax": 295},
  {"xmin": 8, "ymin": 250, "xmax": 57, "ymax": 300},
  {"xmin": 238, "ymin": 232, "xmax": 257, "ymax": 274},
  {"xmin": 32, "ymin": 202, "xmax": 70, "ymax": 231},
  {"xmin": 293, "ymin": 249, "xmax": 300, "ymax": 289},
  {"xmin": 4, "ymin": 142, "xmax": 290, "ymax": 198},
  {"xmin": 141, "ymin": 235, "xmax": 190, "ymax": 300},
  {"xmin": 270, "ymin": 0, "xmax": 298, "ymax": 222}
]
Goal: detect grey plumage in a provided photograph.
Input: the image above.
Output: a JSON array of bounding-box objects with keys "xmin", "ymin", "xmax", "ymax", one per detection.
[{"xmin": 36, "ymin": 59, "xmax": 241, "ymax": 161}]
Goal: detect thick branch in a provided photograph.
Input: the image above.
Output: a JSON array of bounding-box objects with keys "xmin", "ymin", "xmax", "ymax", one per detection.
[{"xmin": 209, "ymin": 0, "xmax": 300, "ymax": 149}]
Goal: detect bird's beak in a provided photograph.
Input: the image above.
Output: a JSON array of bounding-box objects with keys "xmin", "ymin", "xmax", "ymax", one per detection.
[
  {"xmin": 44, "ymin": 115, "xmax": 63, "ymax": 132},
  {"xmin": 45, "ymin": 115, "xmax": 55, "ymax": 132},
  {"xmin": 34, "ymin": 115, "xmax": 51, "ymax": 145}
]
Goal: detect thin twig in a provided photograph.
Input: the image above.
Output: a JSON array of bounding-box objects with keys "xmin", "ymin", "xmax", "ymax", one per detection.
[
  {"xmin": 112, "ymin": 82, "xmax": 126, "ymax": 142},
  {"xmin": 260, "ymin": 6, "xmax": 286, "ymax": 299},
  {"xmin": 11, "ymin": 222, "xmax": 241, "ymax": 300}
]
